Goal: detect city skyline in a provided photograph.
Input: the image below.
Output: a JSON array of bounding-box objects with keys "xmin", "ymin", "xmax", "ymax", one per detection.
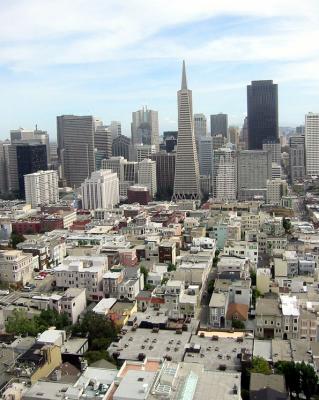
[{"xmin": 1, "ymin": 1, "xmax": 319, "ymax": 139}]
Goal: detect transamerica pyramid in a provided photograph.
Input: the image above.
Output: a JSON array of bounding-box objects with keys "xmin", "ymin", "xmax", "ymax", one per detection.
[{"xmin": 172, "ymin": 61, "xmax": 201, "ymax": 201}]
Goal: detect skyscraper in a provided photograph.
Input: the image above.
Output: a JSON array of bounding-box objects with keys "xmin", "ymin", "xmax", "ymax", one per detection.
[
  {"xmin": 212, "ymin": 147, "xmax": 237, "ymax": 201},
  {"xmin": 81, "ymin": 169, "xmax": 119, "ymax": 210},
  {"xmin": 131, "ymin": 106, "xmax": 159, "ymax": 149},
  {"xmin": 194, "ymin": 114, "xmax": 207, "ymax": 138},
  {"xmin": 172, "ymin": 61, "xmax": 201, "ymax": 201},
  {"xmin": 24, "ymin": 170, "xmax": 58, "ymax": 208},
  {"xmin": 16, "ymin": 144, "xmax": 48, "ymax": 198},
  {"xmin": 108, "ymin": 121, "xmax": 121, "ymax": 140},
  {"xmin": 247, "ymin": 80, "xmax": 279, "ymax": 149},
  {"xmin": 112, "ymin": 134, "xmax": 131, "ymax": 161},
  {"xmin": 237, "ymin": 150, "xmax": 271, "ymax": 201},
  {"xmin": 210, "ymin": 113, "xmax": 228, "ymax": 138},
  {"xmin": 94, "ymin": 125, "xmax": 112, "ymax": 169},
  {"xmin": 289, "ymin": 134, "xmax": 305, "ymax": 182},
  {"xmin": 57, "ymin": 115, "xmax": 97, "ymax": 188},
  {"xmin": 151, "ymin": 152, "xmax": 176, "ymax": 200},
  {"xmin": 305, "ymin": 113, "xmax": 319, "ymax": 176},
  {"xmin": 198, "ymin": 136, "xmax": 213, "ymax": 177},
  {"xmin": 138, "ymin": 159, "xmax": 157, "ymax": 198}
]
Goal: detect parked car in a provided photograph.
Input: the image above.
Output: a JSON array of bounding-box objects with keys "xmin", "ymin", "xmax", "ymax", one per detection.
[
  {"xmin": 0, "ymin": 290, "xmax": 9, "ymax": 296},
  {"xmin": 22, "ymin": 286, "xmax": 33, "ymax": 292},
  {"xmin": 34, "ymin": 275, "xmax": 45, "ymax": 280}
]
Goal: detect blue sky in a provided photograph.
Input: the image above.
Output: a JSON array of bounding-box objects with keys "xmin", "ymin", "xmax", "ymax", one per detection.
[{"xmin": 1, "ymin": 0, "xmax": 319, "ymax": 141}]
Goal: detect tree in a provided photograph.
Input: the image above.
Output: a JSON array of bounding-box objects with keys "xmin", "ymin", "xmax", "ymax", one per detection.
[
  {"xmin": 207, "ymin": 279, "xmax": 215, "ymax": 295},
  {"xmin": 139, "ymin": 265, "xmax": 148, "ymax": 286},
  {"xmin": 299, "ymin": 362, "xmax": 318, "ymax": 400},
  {"xmin": 252, "ymin": 288, "xmax": 261, "ymax": 307},
  {"xmin": 167, "ymin": 263, "xmax": 176, "ymax": 272},
  {"xmin": 250, "ymin": 357, "xmax": 271, "ymax": 375},
  {"xmin": 250, "ymin": 270, "xmax": 256, "ymax": 286},
  {"xmin": 283, "ymin": 218, "xmax": 292, "ymax": 233},
  {"xmin": 231, "ymin": 319, "xmax": 245, "ymax": 329},
  {"xmin": 10, "ymin": 232, "xmax": 26, "ymax": 249}
]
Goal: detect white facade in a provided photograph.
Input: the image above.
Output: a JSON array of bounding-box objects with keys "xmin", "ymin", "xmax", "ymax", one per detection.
[
  {"xmin": 305, "ymin": 112, "xmax": 319, "ymax": 176},
  {"xmin": 137, "ymin": 158, "xmax": 157, "ymax": 198},
  {"xmin": 131, "ymin": 106, "xmax": 159, "ymax": 149},
  {"xmin": 24, "ymin": 170, "xmax": 59, "ymax": 208},
  {"xmin": 0, "ymin": 250, "xmax": 33, "ymax": 285},
  {"xmin": 102, "ymin": 157, "xmax": 138, "ymax": 197},
  {"xmin": 135, "ymin": 144, "xmax": 156, "ymax": 162},
  {"xmin": 109, "ymin": 120, "xmax": 121, "ymax": 139},
  {"xmin": 212, "ymin": 148, "xmax": 237, "ymax": 201},
  {"xmin": 54, "ymin": 256, "xmax": 108, "ymax": 300},
  {"xmin": 194, "ymin": 113, "xmax": 207, "ymax": 138},
  {"xmin": 81, "ymin": 169, "xmax": 119, "ymax": 210},
  {"xmin": 271, "ymin": 162, "xmax": 282, "ymax": 179}
]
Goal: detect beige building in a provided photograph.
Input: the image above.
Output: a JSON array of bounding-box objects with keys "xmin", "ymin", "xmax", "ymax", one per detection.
[
  {"xmin": 24, "ymin": 170, "xmax": 59, "ymax": 208},
  {"xmin": 0, "ymin": 250, "xmax": 33, "ymax": 285},
  {"xmin": 50, "ymin": 288, "xmax": 87, "ymax": 324},
  {"xmin": 256, "ymin": 268, "xmax": 271, "ymax": 295}
]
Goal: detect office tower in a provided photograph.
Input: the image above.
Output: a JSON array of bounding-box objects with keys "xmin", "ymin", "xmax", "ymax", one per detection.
[
  {"xmin": 305, "ymin": 113, "xmax": 319, "ymax": 176},
  {"xmin": 172, "ymin": 61, "xmax": 201, "ymax": 201},
  {"xmin": 11, "ymin": 128, "xmax": 50, "ymax": 164},
  {"xmin": 16, "ymin": 144, "xmax": 47, "ymax": 198},
  {"xmin": 228, "ymin": 126, "xmax": 240, "ymax": 147},
  {"xmin": 81, "ymin": 169, "xmax": 119, "ymax": 210},
  {"xmin": 94, "ymin": 125, "xmax": 112, "ymax": 169},
  {"xmin": 267, "ymin": 178, "xmax": 288, "ymax": 205},
  {"xmin": 198, "ymin": 137, "xmax": 213, "ymax": 176},
  {"xmin": 24, "ymin": 170, "xmax": 58, "ymax": 208},
  {"xmin": 212, "ymin": 148, "xmax": 237, "ymax": 201},
  {"xmin": 237, "ymin": 150, "xmax": 272, "ymax": 201},
  {"xmin": 212, "ymin": 134, "xmax": 226, "ymax": 151},
  {"xmin": 151, "ymin": 152, "xmax": 176, "ymax": 200},
  {"xmin": 112, "ymin": 134, "xmax": 131, "ymax": 160},
  {"xmin": 135, "ymin": 144, "xmax": 156, "ymax": 162},
  {"xmin": 289, "ymin": 135, "xmax": 305, "ymax": 182},
  {"xmin": 109, "ymin": 121, "xmax": 121, "ymax": 140},
  {"xmin": 296, "ymin": 125, "xmax": 305, "ymax": 135},
  {"xmin": 262, "ymin": 140, "xmax": 281, "ymax": 164},
  {"xmin": 240, "ymin": 117, "xmax": 249, "ymax": 150},
  {"xmin": 163, "ymin": 131, "xmax": 178, "ymax": 153},
  {"xmin": 271, "ymin": 163, "xmax": 282, "ymax": 179},
  {"xmin": 131, "ymin": 106, "xmax": 159, "ymax": 149},
  {"xmin": 247, "ymin": 80, "xmax": 279, "ymax": 149},
  {"xmin": 0, "ymin": 142, "xmax": 8, "ymax": 194},
  {"xmin": 210, "ymin": 113, "xmax": 228, "ymax": 137},
  {"xmin": 138, "ymin": 158, "xmax": 157, "ymax": 198},
  {"xmin": 102, "ymin": 156, "xmax": 138, "ymax": 197},
  {"xmin": 194, "ymin": 114, "xmax": 207, "ymax": 138},
  {"xmin": 57, "ymin": 115, "xmax": 98, "ymax": 188}
]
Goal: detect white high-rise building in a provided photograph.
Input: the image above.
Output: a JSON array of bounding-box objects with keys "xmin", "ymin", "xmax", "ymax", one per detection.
[
  {"xmin": 102, "ymin": 156, "xmax": 138, "ymax": 197},
  {"xmin": 267, "ymin": 178, "xmax": 288, "ymax": 205},
  {"xmin": 194, "ymin": 114, "xmax": 207, "ymax": 138},
  {"xmin": 198, "ymin": 136, "xmax": 213, "ymax": 176},
  {"xmin": 135, "ymin": 144, "xmax": 156, "ymax": 162},
  {"xmin": 109, "ymin": 121, "xmax": 121, "ymax": 140},
  {"xmin": 172, "ymin": 61, "xmax": 201, "ymax": 201},
  {"xmin": 81, "ymin": 169, "xmax": 119, "ymax": 210},
  {"xmin": 138, "ymin": 158, "xmax": 157, "ymax": 198},
  {"xmin": 24, "ymin": 170, "xmax": 58, "ymax": 208},
  {"xmin": 131, "ymin": 107, "xmax": 159, "ymax": 149},
  {"xmin": 212, "ymin": 147, "xmax": 237, "ymax": 201},
  {"xmin": 305, "ymin": 113, "xmax": 319, "ymax": 176}
]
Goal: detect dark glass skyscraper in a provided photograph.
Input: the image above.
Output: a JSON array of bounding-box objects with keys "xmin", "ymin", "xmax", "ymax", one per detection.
[
  {"xmin": 16, "ymin": 144, "xmax": 47, "ymax": 198},
  {"xmin": 247, "ymin": 80, "xmax": 279, "ymax": 150}
]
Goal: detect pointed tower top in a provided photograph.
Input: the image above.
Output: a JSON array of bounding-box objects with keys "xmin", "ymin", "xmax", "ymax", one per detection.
[{"xmin": 181, "ymin": 60, "xmax": 188, "ymax": 90}]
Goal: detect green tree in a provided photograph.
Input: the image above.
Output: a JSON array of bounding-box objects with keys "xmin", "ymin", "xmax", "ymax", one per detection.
[
  {"xmin": 10, "ymin": 232, "xmax": 26, "ymax": 249},
  {"xmin": 283, "ymin": 218, "xmax": 292, "ymax": 233},
  {"xmin": 231, "ymin": 319, "xmax": 245, "ymax": 329},
  {"xmin": 252, "ymin": 288, "xmax": 261, "ymax": 307},
  {"xmin": 250, "ymin": 357, "xmax": 271, "ymax": 375},
  {"xmin": 207, "ymin": 279, "xmax": 215, "ymax": 295},
  {"xmin": 250, "ymin": 270, "xmax": 256, "ymax": 286},
  {"xmin": 139, "ymin": 265, "xmax": 148, "ymax": 286},
  {"xmin": 167, "ymin": 263, "xmax": 176, "ymax": 272},
  {"xmin": 276, "ymin": 361, "xmax": 301, "ymax": 398},
  {"xmin": 299, "ymin": 362, "xmax": 318, "ymax": 400}
]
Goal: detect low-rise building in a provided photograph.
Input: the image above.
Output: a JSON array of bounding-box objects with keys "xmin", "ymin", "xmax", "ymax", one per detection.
[
  {"xmin": 0, "ymin": 249, "xmax": 33, "ymax": 285},
  {"xmin": 209, "ymin": 291, "xmax": 229, "ymax": 328}
]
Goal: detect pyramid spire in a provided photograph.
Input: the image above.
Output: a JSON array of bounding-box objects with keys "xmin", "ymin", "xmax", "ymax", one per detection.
[{"xmin": 181, "ymin": 60, "xmax": 188, "ymax": 90}]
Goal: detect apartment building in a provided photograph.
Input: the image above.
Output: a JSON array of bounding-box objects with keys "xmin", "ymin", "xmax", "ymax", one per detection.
[{"xmin": 0, "ymin": 249, "xmax": 33, "ymax": 285}]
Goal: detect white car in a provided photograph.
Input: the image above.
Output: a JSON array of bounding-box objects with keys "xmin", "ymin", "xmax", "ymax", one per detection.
[
  {"xmin": 0, "ymin": 290, "xmax": 9, "ymax": 296},
  {"xmin": 34, "ymin": 275, "xmax": 45, "ymax": 280}
]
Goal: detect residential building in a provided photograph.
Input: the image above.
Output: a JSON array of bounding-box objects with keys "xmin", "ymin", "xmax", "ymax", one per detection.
[
  {"xmin": 172, "ymin": 61, "xmax": 201, "ymax": 201},
  {"xmin": 210, "ymin": 113, "xmax": 228, "ymax": 138},
  {"xmin": 194, "ymin": 113, "xmax": 207, "ymax": 138},
  {"xmin": 57, "ymin": 115, "xmax": 97, "ymax": 188},
  {"xmin": 54, "ymin": 256, "xmax": 108, "ymax": 300},
  {"xmin": 247, "ymin": 80, "xmax": 279, "ymax": 149},
  {"xmin": 255, "ymin": 298, "xmax": 282, "ymax": 339},
  {"xmin": 24, "ymin": 170, "xmax": 58, "ymax": 208},
  {"xmin": 256, "ymin": 268, "xmax": 272, "ymax": 295},
  {"xmin": 280, "ymin": 295, "xmax": 299, "ymax": 339},
  {"xmin": 212, "ymin": 147, "xmax": 237, "ymax": 201},
  {"xmin": 51, "ymin": 288, "xmax": 87, "ymax": 324},
  {"xmin": 81, "ymin": 169, "xmax": 119, "ymax": 210},
  {"xmin": 131, "ymin": 106, "xmax": 159, "ymax": 149},
  {"xmin": 0, "ymin": 249, "xmax": 33, "ymax": 285},
  {"xmin": 158, "ymin": 241, "xmax": 176, "ymax": 264},
  {"xmin": 138, "ymin": 158, "xmax": 157, "ymax": 198},
  {"xmin": 267, "ymin": 178, "xmax": 288, "ymax": 205},
  {"xmin": 305, "ymin": 112, "xmax": 319, "ymax": 176},
  {"xmin": 209, "ymin": 291, "xmax": 228, "ymax": 327}
]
